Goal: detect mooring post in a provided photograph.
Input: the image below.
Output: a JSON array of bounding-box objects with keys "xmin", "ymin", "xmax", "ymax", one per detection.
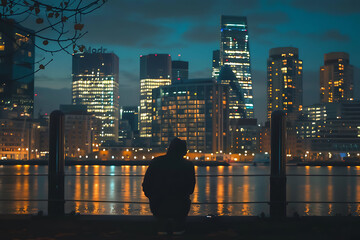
[
  {"xmin": 270, "ymin": 110, "xmax": 287, "ymax": 217},
  {"xmin": 48, "ymin": 110, "xmax": 65, "ymax": 216}
]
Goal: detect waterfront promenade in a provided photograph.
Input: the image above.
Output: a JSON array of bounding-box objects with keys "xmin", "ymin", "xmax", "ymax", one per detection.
[{"xmin": 1, "ymin": 215, "xmax": 359, "ymax": 239}]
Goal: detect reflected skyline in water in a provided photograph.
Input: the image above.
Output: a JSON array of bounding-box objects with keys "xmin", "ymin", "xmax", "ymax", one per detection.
[{"xmin": 0, "ymin": 165, "xmax": 360, "ymax": 216}]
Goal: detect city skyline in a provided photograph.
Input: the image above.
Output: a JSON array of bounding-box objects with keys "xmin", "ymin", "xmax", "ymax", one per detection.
[{"xmin": 28, "ymin": 0, "xmax": 360, "ymax": 124}]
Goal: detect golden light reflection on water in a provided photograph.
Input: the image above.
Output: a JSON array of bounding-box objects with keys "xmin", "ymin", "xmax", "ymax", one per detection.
[
  {"xmin": 356, "ymin": 177, "xmax": 360, "ymax": 202},
  {"xmin": 328, "ymin": 204, "xmax": 333, "ymax": 215},
  {"xmin": 4, "ymin": 165, "xmax": 360, "ymax": 216},
  {"xmin": 304, "ymin": 204, "xmax": 310, "ymax": 216}
]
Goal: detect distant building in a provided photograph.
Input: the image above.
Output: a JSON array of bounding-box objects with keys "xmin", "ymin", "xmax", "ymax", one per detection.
[
  {"xmin": 218, "ymin": 65, "xmax": 246, "ymax": 119},
  {"xmin": 0, "ymin": 21, "xmax": 35, "ymax": 118},
  {"xmin": 60, "ymin": 105, "xmax": 101, "ymax": 158},
  {"xmin": 0, "ymin": 117, "xmax": 39, "ymax": 160},
  {"xmin": 297, "ymin": 101, "xmax": 360, "ymax": 160},
  {"xmin": 228, "ymin": 119, "xmax": 259, "ymax": 153},
  {"xmin": 267, "ymin": 47, "xmax": 303, "ymax": 121},
  {"xmin": 220, "ymin": 15, "xmax": 254, "ymax": 118},
  {"xmin": 119, "ymin": 106, "xmax": 139, "ymax": 144},
  {"xmin": 139, "ymin": 54, "xmax": 171, "ymax": 138},
  {"xmin": 152, "ymin": 79, "xmax": 229, "ymax": 153},
  {"xmin": 72, "ymin": 51, "xmax": 119, "ymax": 143},
  {"xmin": 212, "ymin": 50, "xmax": 220, "ymax": 80},
  {"xmin": 259, "ymin": 120, "xmax": 303, "ymax": 158},
  {"xmin": 171, "ymin": 60, "xmax": 188, "ymax": 84},
  {"xmin": 320, "ymin": 52, "xmax": 354, "ymax": 103},
  {"xmin": 120, "ymin": 106, "xmax": 139, "ymax": 133}
]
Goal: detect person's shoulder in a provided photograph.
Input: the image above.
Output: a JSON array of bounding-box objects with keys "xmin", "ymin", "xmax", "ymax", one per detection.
[
  {"xmin": 183, "ymin": 159, "xmax": 194, "ymax": 167},
  {"xmin": 150, "ymin": 155, "xmax": 167, "ymax": 165}
]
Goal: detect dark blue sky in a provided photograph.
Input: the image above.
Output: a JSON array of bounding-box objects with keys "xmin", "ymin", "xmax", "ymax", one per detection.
[{"xmin": 34, "ymin": 0, "xmax": 360, "ymax": 123}]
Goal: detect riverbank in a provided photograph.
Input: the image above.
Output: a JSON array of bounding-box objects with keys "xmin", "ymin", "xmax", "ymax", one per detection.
[
  {"xmin": 297, "ymin": 161, "xmax": 360, "ymax": 166},
  {"xmin": 0, "ymin": 214, "xmax": 359, "ymax": 239},
  {"xmin": 0, "ymin": 159, "xmax": 230, "ymax": 166}
]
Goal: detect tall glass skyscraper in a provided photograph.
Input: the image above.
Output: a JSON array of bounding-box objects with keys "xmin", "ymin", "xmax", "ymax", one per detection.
[
  {"xmin": 220, "ymin": 15, "xmax": 254, "ymax": 119},
  {"xmin": 139, "ymin": 54, "xmax": 171, "ymax": 138},
  {"xmin": 0, "ymin": 21, "xmax": 35, "ymax": 118},
  {"xmin": 72, "ymin": 52, "xmax": 119, "ymax": 143}
]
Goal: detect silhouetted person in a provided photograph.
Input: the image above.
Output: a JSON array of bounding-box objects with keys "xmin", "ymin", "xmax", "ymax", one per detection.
[{"xmin": 142, "ymin": 137, "xmax": 195, "ymax": 235}]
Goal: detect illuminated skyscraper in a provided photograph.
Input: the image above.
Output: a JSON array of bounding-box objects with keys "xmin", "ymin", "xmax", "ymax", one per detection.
[
  {"xmin": 267, "ymin": 47, "xmax": 303, "ymax": 121},
  {"xmin": 140, "ymin": 54, "xmax": 171, "ymax": 138},
  {"xmin": 152, "ymin": 79, "xmax": 229, "ymax": 153},
  {"xmin": 72, "ymin": 51, "xmax": 119, "ymax": 143},
  {"xmin": 320, "ymin": 52, "xmax": 354, "ymax": 103},
  {"xmin": 0, "ymin": 21, "xmax": 35, "ymax": 118},
  {"xmin": 171, "ymin": 60, "xmax": 188, "ymax": 84},
  {"xmin": 212, "ymin": 50, "xmax": 220, "ymax": 80},
  {"xmin": 220, "ymin": 15, "xmax": 254, "ymax": 118}
]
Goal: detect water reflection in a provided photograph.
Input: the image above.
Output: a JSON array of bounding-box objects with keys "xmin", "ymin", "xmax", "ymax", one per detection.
[{"xmin": 0, "ymin": 165, "xmax": 360, "ymax": 216}]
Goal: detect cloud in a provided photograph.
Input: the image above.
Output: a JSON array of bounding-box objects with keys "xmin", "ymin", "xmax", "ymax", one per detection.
[
  {"xmin": 292, "ymin": 0, "xmax": 360, "ymax": 15},
  {"xmin": 83, "ymin": 15, "xmax": 172, "ymax": 47},
  {"xmin": 318, "ymin": 30, "xmax": 350, "ymax": 42},
  {"xmin": 182, "ymin": 25, "xmax": 219, "ymax": 43},
  {"xmin": 248, "ymin": 12, "xmax": 289, "ymax": 25},
  {"xmin": 247, "ymin": 12, "xmax": 289, "ymax": 41},
  {"xmin": 111, "ymin": 0, "xmax": 258, "ymax": 20},
  {"xmin": 122, "ymin": 0, "xmax": 217, "ymax": 20},
  {"xmin": 285, "ymin": 30, "xmax": 350, "ymax": 43}
]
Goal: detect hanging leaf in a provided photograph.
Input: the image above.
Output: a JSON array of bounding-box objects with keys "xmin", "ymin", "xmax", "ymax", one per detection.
[
  {"xmin": 48, "ymin": 12, "xmax": 54, "ymax": 18},
  {"xmin": 55, "ymin": 12, "xmax": 59, "ymax": 18},
  {"xmin": 36, "ymin": 18, "xmax": 44, "ymax": 24},
  {"xmin": 1, "ymin": 0, "xmax": 7, "ymax": 7},
  {"xmin": 35, "ymin": 7, "xmax": 40, "ymax": 15},
  {"xmin": 43, "ymin": 40, "xmax": 48, "ymax": 45},
  {"xmin": 74, "ymin": 23, "xmax": 84, "ymax": 31},
  {"xmin": 39, "ymin": 64, "xmax": 45, "ymax": 70},
  {"xmin": 61, "ymin": 16, "xmax": 68, "ymax": 22},
  {"xmin": 78, "ymin": 45, "xmax": 85, "ymax": 52}
]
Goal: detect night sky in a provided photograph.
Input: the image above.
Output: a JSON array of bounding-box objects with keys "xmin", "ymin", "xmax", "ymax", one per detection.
[{"xmin": 34, "ymin": 0, "xmax": 360, "ymax": 123}]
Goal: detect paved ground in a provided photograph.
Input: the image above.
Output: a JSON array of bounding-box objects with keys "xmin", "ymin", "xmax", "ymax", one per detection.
[{"xmin": 1, "ymin": 215, "xmax": 360, "ymax": 240}]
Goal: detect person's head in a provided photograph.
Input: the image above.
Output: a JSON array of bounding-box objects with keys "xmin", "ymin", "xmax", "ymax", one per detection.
[{"xmin": 167, "ymin": 137, "xmax": 187, "ymax": 159}]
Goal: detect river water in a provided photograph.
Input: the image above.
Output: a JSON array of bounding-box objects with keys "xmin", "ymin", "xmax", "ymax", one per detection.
[{"xmin": 1, "ymin": 164, "xmax": 360, "ymax": 216}]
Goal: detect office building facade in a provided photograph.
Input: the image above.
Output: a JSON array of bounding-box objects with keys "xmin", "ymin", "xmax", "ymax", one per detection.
[
  {"xmin": 60, "ymin": 105, "xmax": 101, "ymax": 158},
  {"xmin": 140, "ymin": 54, "xmax": 171, "ymax": 138},
  {"xmin": 72, "ymin": 51, "xmax": 119, "ymax": 143},
  {"xmin": 220, "ymin": 15, "xmax": 254, "ymax": 118},
  {"xmin": 320, "ymin": 52, "xmax": 354, "ymax": 103},
  {"xmin": 152, "ymin": 79, "xmax": 229, "ymax": 153},
  {"xmin": 171, "ymin": 60, "xmax": 188, "ymax": 84},
  {"xmin": 0, "ymin": 21, "xmax": 35, "ymax": 118},
  {"xmin": 212, "ymin": 50, "xmax": 220, "ymax": 80},
  {"xmin": 267, "ymin": 47, "xmax": 303, "ymax": 121}
]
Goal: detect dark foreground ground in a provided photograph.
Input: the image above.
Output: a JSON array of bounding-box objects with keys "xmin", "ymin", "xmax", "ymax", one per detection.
[{"xmin": 1, "ymin": 215, "xmax": 359, "ymax": 240}]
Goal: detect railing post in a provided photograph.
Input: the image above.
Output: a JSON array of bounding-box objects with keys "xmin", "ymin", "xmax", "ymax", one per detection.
[
  {"xmin": 270, "ymin": 110, "xmax": 287, "ymax": 217},
  {"xmin": 48, "ymin": 110, "xmax": 65, "ymax": 216}
]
